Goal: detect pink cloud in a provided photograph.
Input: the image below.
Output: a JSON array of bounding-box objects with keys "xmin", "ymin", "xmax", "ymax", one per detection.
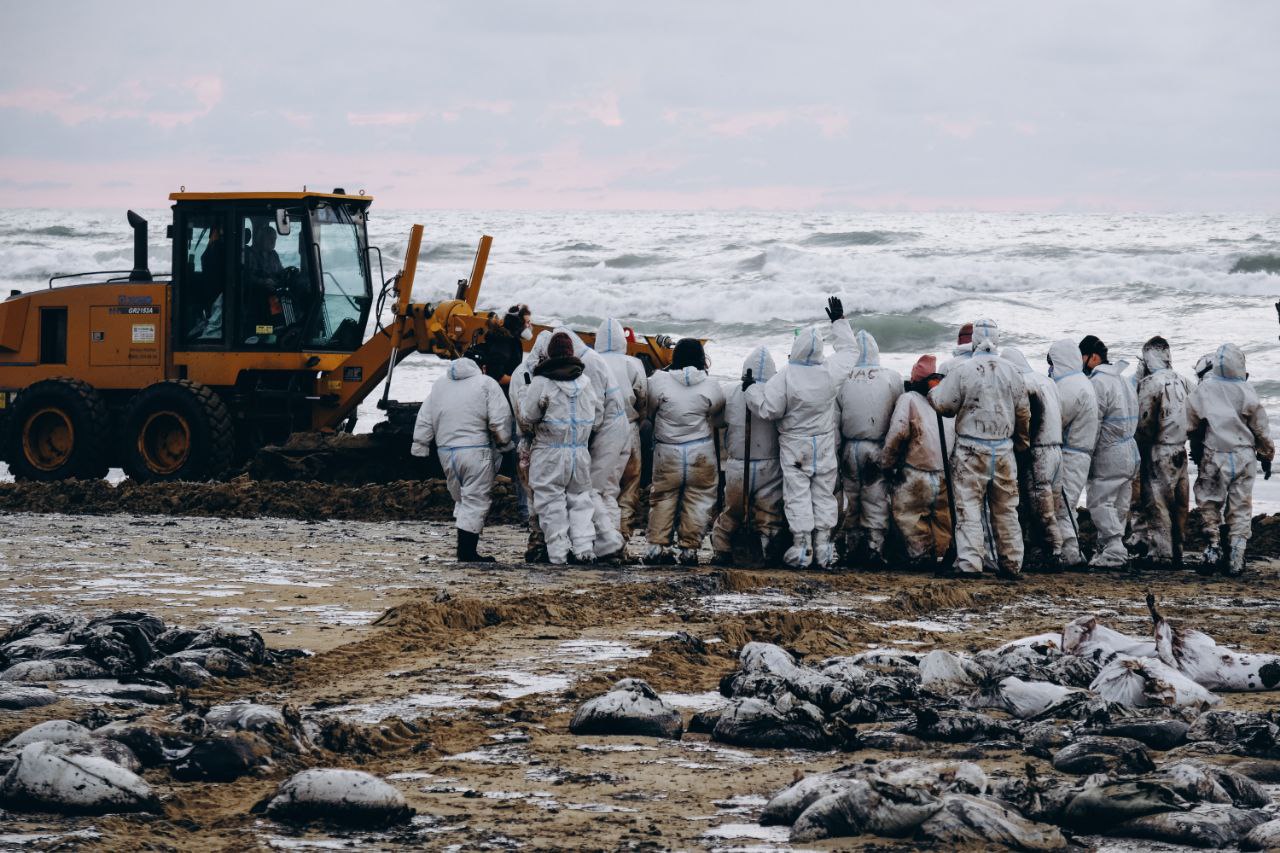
[
  {"xmin": 925, "ymin": 115, "xmax": 985, "ymax": 140},
  {"xmin": 345, "ymin": 111, "xmax": 423, "ymax": 127},
  {"xmin": 666, "ymin": 105, "xmax": 849, "ymax": 139},
  {"xmin": 550, "ymin": 92, "xmax": 623, "ymax": 127},
  {"xmin": 0, "ymin": 77, "xmax": 222, "ymax": 129}
]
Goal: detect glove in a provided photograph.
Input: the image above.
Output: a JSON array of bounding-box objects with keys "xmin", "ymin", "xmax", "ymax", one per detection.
[
  {"xmin": 825, "ymin": 296, "xmax": 844, "ymax": 322},
  {"xmin": 1262, "ymin": 457, "xmax": 1272, "ymax": 480}
]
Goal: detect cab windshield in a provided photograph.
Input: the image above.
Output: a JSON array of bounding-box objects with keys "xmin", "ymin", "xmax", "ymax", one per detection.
[{"xmin": 306, "ymin": 203, "xmax": 371, "ymax": 350}]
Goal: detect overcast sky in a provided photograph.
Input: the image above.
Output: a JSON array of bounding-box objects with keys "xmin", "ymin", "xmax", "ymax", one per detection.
[{"xmin": 1, "ymin": 1, "xmax": 1277, "ymax": 210}]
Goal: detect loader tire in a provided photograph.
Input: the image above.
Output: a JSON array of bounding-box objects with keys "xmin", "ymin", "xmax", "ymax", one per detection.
[
  {"xmin": 5, "ymin": 377, "xmax": 111, "ymax": 481},
  {"xmin": 121, "ymin": 380, "xmax": 234, "ymax": 482}
]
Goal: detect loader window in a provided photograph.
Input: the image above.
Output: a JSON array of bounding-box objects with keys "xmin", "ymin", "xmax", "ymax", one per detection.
[
  {"xmin": 39, "ymin": 307, "xmax": 67, "ymax": 364},
  {"xmin": 306, "ymin": 204, "xmax": 370, "ymax": 351},
  {"xmin": 181, "ymin": 214, "xmax": 227, "ymax": 344},
  {"xmin": 238, "ymin": 208, "xmax": 312, "ymax": 348}
]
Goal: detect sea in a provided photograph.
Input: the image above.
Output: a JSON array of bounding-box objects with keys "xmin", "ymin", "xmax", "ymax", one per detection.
[{"xmin": 2, "ymin": 208, "xmax": 1278, "ymax": 510}]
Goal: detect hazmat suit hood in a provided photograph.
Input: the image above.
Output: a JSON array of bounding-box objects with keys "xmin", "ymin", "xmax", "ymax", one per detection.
[
  {"xmin": 789, "ymin": 326, "xmax": 826, "ymax": 366},
  {"xmin": 1001, "ymin": 347, "xmax": 1033, "ymax": 374},
  {"xmin": 970, "ymin": 319, "xmax": 1000, "ymax": 354},
  {"xmin": 595, "ymin": 318, "xmax": 628, "ymax": 356},
  {"xmin": 672, "ymin": 366, "xmax": 708, "ymax": 387},
  {"xmin": 1141, "ymin": 338, "xmax": 1173, "ymax": 376},
  {"xmin": 524, "ymin": 330, "xmax": 552, "ymax": 369},
  {"xmin": 742, "ymin": 346, "xmax": 777, "ymax": 384},
  {"xmin": 448, "ymin": 357, "xmax": 482, "ymax": 381},
  {"xmin": 1211, "ymin": 343, "xmax": 1246, "ymax": 381},
  {"xmin": 854, "ymin": 329, "xmax": 880, "ymax": 367},
  {"xmin": 1047, "ymin": 339, "xmax": 1083, "ymax": 379}
]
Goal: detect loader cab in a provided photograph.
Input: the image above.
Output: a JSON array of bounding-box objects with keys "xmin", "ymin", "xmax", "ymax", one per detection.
[{"xmin": 170, "ymin": 192, "xmax": 374, "ymax": 354}]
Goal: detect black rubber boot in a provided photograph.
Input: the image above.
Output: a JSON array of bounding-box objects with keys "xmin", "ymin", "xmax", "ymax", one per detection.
[{"xmin": 457, "ymin": 529, "xmax": 496, "ymax": 563}]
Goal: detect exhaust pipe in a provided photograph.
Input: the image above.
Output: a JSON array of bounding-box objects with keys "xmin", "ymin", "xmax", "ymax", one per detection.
[{"xmin": 126, "ymin": 210, "xmax": 151, "ymax": 282}]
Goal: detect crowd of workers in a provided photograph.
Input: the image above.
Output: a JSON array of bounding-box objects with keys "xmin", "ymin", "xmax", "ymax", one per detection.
[{"xmin": 410, "ymin": 299, "xmax": 1274, "ymax": 578}]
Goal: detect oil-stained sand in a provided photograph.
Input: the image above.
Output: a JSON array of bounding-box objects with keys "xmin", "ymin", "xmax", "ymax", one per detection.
[{"xmin": 2, "ymin": 506, "xmax": 1280, "ymax": 851}]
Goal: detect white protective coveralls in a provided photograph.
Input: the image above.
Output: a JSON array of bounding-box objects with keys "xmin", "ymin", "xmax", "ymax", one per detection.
[
  {"xmin": 518, "ymin": 358, "xmax": 604, "ymax": 564},
  {"xmin": 1086, "ymin": 358, "xmax": 1140, "ymax": 567},
  {"xmin": 938, "ymin": 345, "xmax": 974, "ymax": 378},
  {"xmin": 1003, "ymin": 347, "xmax": 1066, "ymax": 559},
  {"xmin": 1130, "ymin": 339, "xmax": 1192, "ymax": 562},
  {"xmin": 411, "ymin": 357, "xmax": 514, "ymax": 534},
  {"xmin": 928, "ymin": 320, "xmax": 1031, "ymax": 576},
  {"xmin": 880, "ymin": 389, "xmax": 952, "ymax": 562},
  {"xmin": 746, "ymin": 326, "xmax": 840, "ymax": 568},
  {"xmin": 594, "ymin": 319, "xmax": 648, "ymax": 536},
  {"xmin": 645, "ymin": 365, "xmax": 726, "ymax": 561},
  {"xmin": 835, "ymin": 329, "xmax": 902, "ymax": 559},
  {"xmin": 711, "ymin": 347, "xmax": 784, "ymax": 558},
  {"xmin": 510, "ymin": 331, "xmax": 552, "ymax": 557},
  {"xmin": 1048, "ymin": 339, "xmax": 1099, "ymax": 566},
  {"xmin": 1187, "ymin": 343, "xmax": 1274, "ymax": 573},
  {"xmin": 562, "ymin": 328, "xmax": 628, "ymax": 558},
  {"xmin": 826, "ymin": 318, "xmax": 860, "ymax": 384}
]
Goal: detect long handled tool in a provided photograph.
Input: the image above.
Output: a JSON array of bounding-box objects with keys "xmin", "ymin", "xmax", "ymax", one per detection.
[
  {"xmin": 936, "ymin": 411, "xmax": 959, "ymax": 567},
  {"xmin": 742, "ymin": 369, "xmax": 755, "ymax": 559}
]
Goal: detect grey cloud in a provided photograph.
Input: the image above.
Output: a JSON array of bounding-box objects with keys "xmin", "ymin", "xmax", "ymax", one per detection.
[{"xmin": 0, "ymin": 0, "xmax": 1277, "ymax": 209}]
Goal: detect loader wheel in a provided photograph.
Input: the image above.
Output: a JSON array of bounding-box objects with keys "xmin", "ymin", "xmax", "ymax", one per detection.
[
  {"xmin": 6, "ymin": 378, "xmax": 111, "ymax": 481},
  {"xmin": 121, "ymin": 380, "xmax": 234, "ymax": 482}
]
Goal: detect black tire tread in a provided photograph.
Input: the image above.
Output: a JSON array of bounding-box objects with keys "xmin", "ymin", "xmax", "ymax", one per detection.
[
  {"xmin": 122, "ymin": 379, "xmax": 234, "ymax": 482},
  {"xmin": 6, "ymin": 377, "xmax": 111, "ymax": 480}
]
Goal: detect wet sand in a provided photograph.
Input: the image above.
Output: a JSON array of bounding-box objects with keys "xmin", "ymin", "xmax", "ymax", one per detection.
[{"xmin": 2, "ymin": 508, "xmax": 1280, "ymax": 850}]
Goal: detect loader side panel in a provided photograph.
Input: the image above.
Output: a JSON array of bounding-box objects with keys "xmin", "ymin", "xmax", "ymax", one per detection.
[{"xmin": 0, "ymin": 282, "xmax": 170, "ymax": 391}]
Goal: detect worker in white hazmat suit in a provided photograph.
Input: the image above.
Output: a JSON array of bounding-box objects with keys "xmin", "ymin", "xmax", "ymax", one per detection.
[
  {"xmin": 937, "ymin": 322, "xmax": 975, "ymax": 377},
  {"xmin": 644, "ymin": 339, "xmax": 726, "ymax": 566},
  {"xmin": 560, "ymin": 328, "xmax": 627, "ymax": 560},
  {"xmin": 1047, "ymin": 338, "xmax": 1099, "ymax": 567},
  {"xmin": 1187, "ymin": 343, "xmax": 1274, "ymax": 576},
  {"xmin": 835, "ymin": 327, "xmax": 902, "ymax": 567},
  {"xmin": 880, "ymin": 355, "xmax": 952, "ymax": 566},
  {"xmin": 1129, "ymin": 336, "xmax": 1192, "ymax": 566},
  {"xmin": 1002, "ymin": 347, "xmax": 1066, "ymax": 567},
  {"xmin": 594, "ymin": 318, "xmax": 648, "ymax": 538},
  {"xmin": 510, "ymin": 330, "xmax": 552, "ymax": 562},
  {"xmin": 1080, "ymin": 335, "xmax": 1140, "ymax": 568},
  {"xmin": 518, "ymin": 332, "xmax": 604, "ymax": 565},
  {"xmin": 746, "ymin": 326, "xmax": 840, "ymax": 569},
  {"xmin": 928, "ymin": 320, "xmax": 1031, "ymax": 578},
  {"xmin": 823, "ymin": 296, "xmax": 859, "ymax": 384},
  {"xmin": 411, "ymin": 351, "xmax": 514, "ymax": 562},
  {"xmin": 711, "ymin": 346, "xmax": 784, "ymax": 564}
]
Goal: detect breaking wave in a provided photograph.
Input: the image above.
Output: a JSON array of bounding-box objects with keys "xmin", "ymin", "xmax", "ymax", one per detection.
[
  {"xmin": 801, "ymin": 230, "xmax": 918, "ymax": 247},
  {"xmin": 1230, "ymin": 254, "xmax": 1280, "ymax": 275}
]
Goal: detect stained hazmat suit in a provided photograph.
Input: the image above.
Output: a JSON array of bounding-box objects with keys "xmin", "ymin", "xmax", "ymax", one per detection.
[
  {"xmin": 1002, "ymin": 347, "xmax": 1066, "ymax": 564},
  {"xmin": 1129, "ymin": 337, "xmax": 1191, "ymax": 564},
  {"xmin": 746, "ymin": 326, "xmax": 840, "ymax": 569},
  {"xmin": 880, "ymin": 355, "xmax": 951, "ymax": 564},
  {"xmin": 644, "ymin": 339, "xmax": 726, "ymax": 566},
  {"xmin": 1187, "ymin": 343, "xmax": 1274, "ymax": 575},
  {"xmin": 1047, "ymin": 338, "xmax": 1099, "ymax": 567},
  {"xmin": 595, "ymin": 318, "xmax": 649, "ymax": 537},
  {"xmin": 835, "ymin": 329, "xmax": 902, "ymax": 564},
  {"xmin": 510, "ymin": 331, "xmax": 552, "ymax": 561},
  {"xmin": 411, "ymin": 355, "xmax": 514, "ymax": 562},
  {"xmin": 1081, "ymin": 336, "xmax": 1140, "ymax": 568},
  {"xmin": 560, "ymin": 328, "xmax": 627, "ymax": 560},
  {"xmin": 928, "ymin": 320, "xmax": 1031, "ymax": 577},
  {"xmin": 710, "ymin": 346, "xmax": 784, "ymax": 563},
  {"xmin": 518, "ymin": 333, "xmax": 604, "ymax": 565}
]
